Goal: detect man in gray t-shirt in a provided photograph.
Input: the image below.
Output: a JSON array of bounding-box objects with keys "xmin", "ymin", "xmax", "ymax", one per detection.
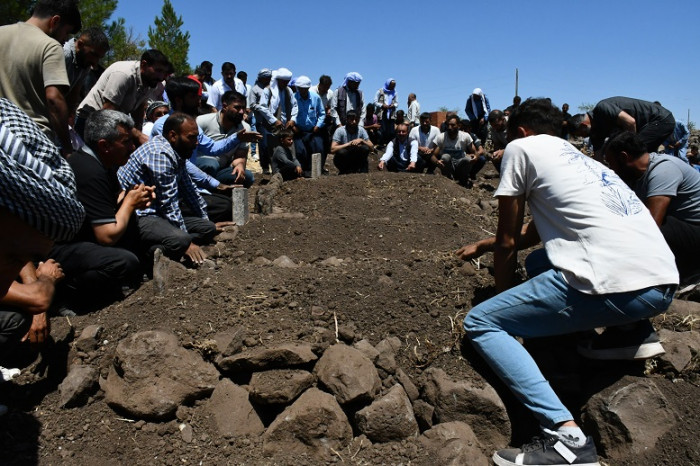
[{"xmin": 605, "ymin": 131, "xmax": 700, "ymax": 280}]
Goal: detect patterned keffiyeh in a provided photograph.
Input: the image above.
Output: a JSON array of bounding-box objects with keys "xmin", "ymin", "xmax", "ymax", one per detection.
[{"xmin": 0, "ymin": 98, "xmax": 84, "ymax": 242}]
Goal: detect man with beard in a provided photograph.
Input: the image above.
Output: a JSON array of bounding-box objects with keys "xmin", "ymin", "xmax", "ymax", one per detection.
[
  {"xmin": 150, "ymin": 77, "xmax": 260, "ymax": 223},
  {"xmin": 429, "ymin": 114, "xmax": 477, "ymax": 187},
  {"xmin": 197, "ymin": 90, "xmax": 255, "ymax": 187},
  {"xmin": 207, "ymin": 62, "xmax": 247, "ymax": 111},
  {"xmin": 75, "ymin": 49, "xmax": 171, "ymax": 144},
  {"xmin": 378, "ymin": 121, "xmax": 420, "ymax": 172},
  {"xmin": 50, "ymin": 110, "xmax": 153, "ymax": 311},
  {"xmin": 63, "ymin": 27, "xmax": 109, "ymax": 114},
  {"xmin": 292, "ymin": 76, "xmax": 325, "ymax": 176},
  {"xmin": 330, "ymin": 72, "xmax": 366, "ymax": 127},
  {"xmin": 118, "ymin": 113, "xmax": 216, "ymax": 266},
  {"xmin": 331, "ymin": 110, "xmax": 374, "ymax": 174},
  {"xmin": 0, "ymin": 0, "xmax": 82, "ymax": 157},
  {"xmin": 409, "ymin": 112, "xmax": 440, "ymax": 173}
]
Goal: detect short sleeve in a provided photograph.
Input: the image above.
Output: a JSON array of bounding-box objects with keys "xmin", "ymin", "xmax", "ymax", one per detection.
[
  {"xmin": 102, "ymin": 71, "xmax": 132, "ymax": 107},
  {"xmin": 642, "ymin": 159, "xmax": 683, "ymax": 199},
  {"xmin": 494, "ymin": 143, "xmax": 530, "ymax": 197},
  {"xmin": 42, "ymin": 42, "xmax": 69, "ymax": 88}
]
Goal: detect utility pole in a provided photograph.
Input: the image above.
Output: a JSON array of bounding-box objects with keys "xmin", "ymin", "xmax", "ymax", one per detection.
[{"xmin": 515, "ymin": 68, "xmax": 519, "ymax": 97}]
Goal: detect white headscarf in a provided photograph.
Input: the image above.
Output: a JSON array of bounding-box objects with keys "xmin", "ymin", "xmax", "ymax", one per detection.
[
  {"xmin": 269, "ymin": 68, "xmax": 293, "ymax": 116},
  {"xmin": 470, "ymin": 88, "xmax": 488, "ymax": 119}
]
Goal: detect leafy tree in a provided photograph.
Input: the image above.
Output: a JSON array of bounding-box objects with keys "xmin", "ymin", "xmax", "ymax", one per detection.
[
  {"xmin": 148, "ymin": 0, "xmax": 190, "ymax": 75},
  {"xmin": 105, "ymin": 17, "xmax": 145, "ymax": 64},
  {"xmin": 0, "ymin": 1, "xmax": 33, "ymax": 25},
  {"xmin": 79, "ymin": 0, "xmax": 117, "ymax": 30},
  {"xmin": 578, "ymin": 102, "xmax": 595, "ymax": 113}
]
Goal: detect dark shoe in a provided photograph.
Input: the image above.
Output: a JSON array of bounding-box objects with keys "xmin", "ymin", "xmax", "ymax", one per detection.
[
  {"xmin": 577, "ymin": 319, "xmax": 664, "ymax": 360},
  {"xmin": 261, "ymin": 168, "xmax": 271, "ymax": 175},
  {"xmin": 493, "ymin": 434, "xmax": 599, "ymax": 466}
]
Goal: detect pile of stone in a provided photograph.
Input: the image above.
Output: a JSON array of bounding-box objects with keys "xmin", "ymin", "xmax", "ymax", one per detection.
[{"xmin": 56, "ymin": 297, "xmax": 700, "ymax": 463}]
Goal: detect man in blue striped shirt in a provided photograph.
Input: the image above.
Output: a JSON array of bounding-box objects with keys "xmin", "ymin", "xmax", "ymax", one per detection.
[{"xmin": 118, "ymin": 113, "xmax": 216, "ymax": 265}]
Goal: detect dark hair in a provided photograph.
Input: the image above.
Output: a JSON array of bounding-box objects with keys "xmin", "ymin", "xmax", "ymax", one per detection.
[
  {"xmin": 237, "ymin": 71, "xmax": 247, "ymax": 80},
  {"xmin": 488, "ymin": 109, "xmax": 504, "ymax": 125},
  {"xmin": 568, "ymin": 114, "xmax": 588, "ymax": 132},
  {"xmin": 141, "ymin": 49, "xmax": 170, "ymax": 67},
  {"xmin": 346, "ymin": 110, "xmax": 358, "ymax": 120},
  {"xmin": 32, "ymin": 0, "xmax": 82, "ymax": 31},
  {"xmin": 419, "ymin": 112, "xmax": 431, "ymax": 121},
  {"xmin": 80, "ymin": 27, "xmax": 109, "ymax": 51},
  {"xmin": 200, "ymin": 61, "xmax": 213, "ymax": 72},
  {"xmin": 446, "ymin": 114, "xmax": 460, "ymax": 124},
  {"xmin": 507, "ymin": 98, "xmax": 563, "ymax": 137},
  {"xmin": 163, "ymin": 112, "xmax": 194, "ymax": 136},
  {"xmin": 319, "ymin": 75, "xmax": 332, "ymax": 87},
  {"xmin": 365, "ymin": 103, "xmax": 375, "ymax": 112},
  {"xmin": 603, "ymin": 131, "xmax": 647, "ymax": 160},
  {"xmin": 221, "ymin": 62, "xmax": 236, "ymax": 73},
  {"xmin": 221, "ymin": 90, "xmax": 246, "ymax": 106},
  {"xmin": 279, "ymin": 129, "xmax": 294, "ymax": 140},
  {"xmin": 513, "ymin": 95, "xmax": 522, "ymax": 104},
  {"xmin": 165, "ymin": 77, "xmax": 200, "ymax": 102}
]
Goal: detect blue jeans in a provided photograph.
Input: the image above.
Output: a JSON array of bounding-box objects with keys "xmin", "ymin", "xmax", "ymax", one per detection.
[{"xmin": 463, "ymin": 250, "xmax": 674, "ymax": 428}]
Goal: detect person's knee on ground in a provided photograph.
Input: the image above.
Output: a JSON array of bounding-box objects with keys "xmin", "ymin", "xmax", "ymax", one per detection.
[{"xmin": 0, "ymin": 310, "xmax": 32, "ymax": 347}]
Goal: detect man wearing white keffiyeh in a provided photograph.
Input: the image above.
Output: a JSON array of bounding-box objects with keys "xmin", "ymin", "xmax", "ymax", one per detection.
[{"xmin": 465, "ymin": 88, "xmax": 491, "ymax": 145}]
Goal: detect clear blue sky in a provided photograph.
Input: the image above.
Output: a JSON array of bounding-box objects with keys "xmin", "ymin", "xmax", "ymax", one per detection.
[{"xmin": 115, "ymin": 0, "xmax": 699, "ymax": 123}]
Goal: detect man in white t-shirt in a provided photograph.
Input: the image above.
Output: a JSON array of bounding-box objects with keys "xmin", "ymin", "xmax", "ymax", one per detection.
[
  {"xmin": 429, "ymin": 114, "xmax": 476, "ymax": 186},
  {"xmin": 457, "ymin": 99, "xmax": 678, "ymax": 466}
]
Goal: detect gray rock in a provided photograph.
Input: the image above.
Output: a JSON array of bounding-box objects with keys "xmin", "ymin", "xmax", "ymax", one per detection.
[
  {"xmin": 58, "ymin": 365, "xmax": 98, "ymax": 408},
  {"xmin": 458, "ymin": 262, "xmax": 476, "ymax": 276},
  {"xmin": 375, "ymin": 338, "xmax": 400, "ymax": 375},
  {"xmin": 214, "ymin": 225, "xmax": 238, "ymax": 242},
  {"xmin": 353, "ymin": 339, "xmax": 380, "ymax": 363},
  {"xmin": 377, "ymin": 275, "xmax": 394, "ymax": 287},
  {"xmin": 212, "ymin": 328, "xmax": 247, "ymax": 358},
  {"xmin": 74, "ymin": 325, "xmax": 103, "ymax": 353},
  {"xmin": 207, "ymin": 379, "xmax": 264, "ymax": 437},
  {"xmin": 263, "ymin": 388, "xmax": 352, "ymax": 459},
  {"xmin": 319, "ymin": 256, "xmax": 343, "ymax": 267},
  {"xmin": 249, "ymin": 369, "xmax": 315, "ymax": 405},
  {"xmin": 665, "ymin": 299, "xmax": 700, "ymax": 322},
  {"xmin": 315, "ymin": 343, "xmax": 381, "ymax": 405},
  {"xmin": 355, "ymin": 384, "xmax": 418, "ymax": 442},
  {"xmin": 252, "ymin": 256, "xmax": 272, "ymax": 266},
  {"xmin": 420, "ymin": 367, "xmax": 510, "ymax": 449},
  {"xmin": 658, "ymin": 329, "xmax": 700, "ymax": 372},
  {"xmin": 412, "ymin": 399, "xmax": 435, "ymax": 431},
  {"xmin": 179, "ymin": 423, "xmax": 193, "ymax": 443},
  {"xmin": 395, "ymin": 369, "xmax": 419, "ymax": 401},
  {"xmin": 420, "ymin": 421, "xmax": 488, "ymax": 466},
  {"xmin": 272, "ymin": 255, "xmax": 298, "ymax": 268},
  {"xmin": 102, "ymin": 330, "xmax": 219, "ymax": 421},
  {"xmin": 583, "ymin": 376, "xmax": 678, "ymax": 459},
  {"xmin": 217, "ymin": 343, "xmax": 317, "ymax": 373}
]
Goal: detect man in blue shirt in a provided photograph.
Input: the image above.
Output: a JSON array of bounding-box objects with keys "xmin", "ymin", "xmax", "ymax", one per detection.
[
  {"xmin": 293, "ymin": 76, "xmax": 326, "ymax": 176},
  {"xmin": 118, "ymin": 113, "xmax": 216, "ymax": 266}
]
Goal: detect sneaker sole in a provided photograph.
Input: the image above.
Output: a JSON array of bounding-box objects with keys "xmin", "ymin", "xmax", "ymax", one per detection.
[
  {"xmin": 492, "ymin": 452, "xmax": 600, "ymax": 466},
  {"xmin": 577, "ymin": 342, "xmax": 665, "ymax": 360}
]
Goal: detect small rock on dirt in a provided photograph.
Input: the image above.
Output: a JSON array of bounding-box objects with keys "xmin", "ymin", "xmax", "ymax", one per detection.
[
  {"xmin": 315, "ymin": 343, "xmax": 381, "ymax": 405},
  {"xmin": 420, "ymin": 421, "xmax": 488, "ymax": 466},
  {"xmin": 657, "ymin": 329, "xmax": 700, "ymax": 372},
  {"xmin": 355, "ymin": 384, "xmax": 419, "ymax": 442},
  {"xmin": 353, "ymin": 339, "xmax": 380, "ymax": 363},
  {"xmin": 272, "ymin": 255, "xmax": 298, "ymax": 268},
  {"xmin": 59, "ymin": 365, "xmax": 98, "ymax": 408},
  {"xmin": 207, "ymin": 379, "xmax": 264, "ymax": 437},
  {"xmin": 412, "ymin": 399, "xmax": 435, "ymax": 431},
  {"xmin": 583, "ymin": 376, "xmax": 678, "ymax": 459},
  {"xmin": 263, "ymin": 387, "xmax": 352, "ymax": 459},
  {"xmin": 217, "ymin": 342, "xmax": 318, "ymax": 373},
  {"xmin": 249, "ymin": 369, "xmax": 315, "ymax": 405}
]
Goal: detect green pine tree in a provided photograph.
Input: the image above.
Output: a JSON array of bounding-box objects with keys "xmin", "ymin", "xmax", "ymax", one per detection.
[
  {"xmin": 147, "ymin": 0, "xmax": 191, "ymax": 76},
  {"xmin": 0, "ymin": 0, "xmax": 34, "ymax": 25}
]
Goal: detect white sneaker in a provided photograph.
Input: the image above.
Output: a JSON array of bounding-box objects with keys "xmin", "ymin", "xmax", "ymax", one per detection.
[{"xmin": 0, "ymin": 366, "xmax": 20, "ymax": 383}]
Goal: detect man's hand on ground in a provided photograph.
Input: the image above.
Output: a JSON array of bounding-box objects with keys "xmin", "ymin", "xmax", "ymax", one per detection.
[
  {"xmin": 184, "ymin": 243, "xmax": 206, "ymax": 265},
  {"xmin": 22, "ymin": 312, "xmax": 49, "ymax": 348}
]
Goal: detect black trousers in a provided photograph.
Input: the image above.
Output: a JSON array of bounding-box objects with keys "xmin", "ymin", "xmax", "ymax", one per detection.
[
  {"xmin": 660, "ymin": 215, "xmax": 700, "ymax": 281},
  {"xmin": 137, "ymin": 216, "xmax": 216, "ymax": 261},
  {"xmin": 181, "ymin": 193, "xmax": 232, "ymax": 223},
  {"xmin": 639, "ymin": 114, "xmax": 676, "ymax": 153},
  {"xmin": 333, "ymin": 145, "xmax": 370, "ymax": 174},
  {"xmin": 50, "ymin": 241, "xmax": 142, "ymax": 307}
]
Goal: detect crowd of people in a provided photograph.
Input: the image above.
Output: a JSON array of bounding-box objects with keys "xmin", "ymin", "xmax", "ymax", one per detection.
[{"xmin": 1, "ymin": 2, "xmax": 699, "ymax": 465}]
